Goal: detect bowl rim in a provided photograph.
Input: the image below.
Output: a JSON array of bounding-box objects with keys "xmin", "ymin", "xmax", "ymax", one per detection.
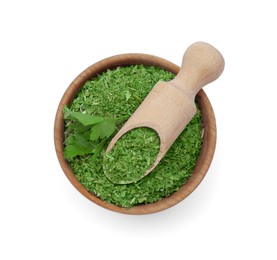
[{"xmin": 54, "ymin": 53, "xmax": 216, "ymax": 215}]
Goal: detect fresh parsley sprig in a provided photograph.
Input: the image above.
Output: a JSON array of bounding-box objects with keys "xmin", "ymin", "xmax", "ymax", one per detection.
[{"xmin": 63, "ymin": 105, "xmax": 128, "ymax": 160}]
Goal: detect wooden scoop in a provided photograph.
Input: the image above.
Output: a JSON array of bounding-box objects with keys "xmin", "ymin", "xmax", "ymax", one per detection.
[{"xmin": 106, "ymin": 42, "xmax": 224, "ymax": 182}]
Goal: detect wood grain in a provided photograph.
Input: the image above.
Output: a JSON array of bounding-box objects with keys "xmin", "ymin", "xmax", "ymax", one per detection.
[{"xmin": 54, "ymin": 50, "xmax": 219, "ymax": 214}]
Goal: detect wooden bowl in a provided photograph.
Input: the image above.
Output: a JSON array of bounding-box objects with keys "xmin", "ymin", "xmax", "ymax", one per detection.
[{"xmin": 54, "ymin": 53, "xmax": 216, "ymax": 214}]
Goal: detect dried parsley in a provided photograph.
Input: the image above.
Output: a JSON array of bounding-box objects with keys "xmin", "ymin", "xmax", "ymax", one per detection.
[
  {"xmin": 103, "ymin": 127, "xmax": 160, "ymax": 184},
  {"xmin": 64, "ymin": 65, "xmax": 202, "ymax": 207}
]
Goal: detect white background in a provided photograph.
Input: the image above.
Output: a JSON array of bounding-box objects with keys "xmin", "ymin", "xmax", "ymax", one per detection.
[{"xmin": 1, "ymin": 0, "xmax": 276, "ymax": 259}]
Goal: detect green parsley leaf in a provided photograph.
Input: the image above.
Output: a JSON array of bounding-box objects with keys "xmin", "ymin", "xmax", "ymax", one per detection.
[
  {"xmin": 63, "ymin": 105, "xmax": 104, "ymax": 126},
  {"xmin": 67, "ymin": 123, "xmax": 92, "ymax": 133},
  {"xmin": 63, "ymin": 106, "xmax": 126, "ymax": 160},
  {"xmin": 64, "ymin": 133, "xmax": 95, "ymax": 158},
  {"xmin": 91, "ymin": 138, "xmax": 107, "ymax": 161},
  {"xmin": 90, "ymin": 119, "xmax": 116, "ymax": 141}
]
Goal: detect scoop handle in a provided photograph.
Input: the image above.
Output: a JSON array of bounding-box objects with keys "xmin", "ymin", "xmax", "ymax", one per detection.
[{"xmin": 171, "ymin": 42, "xmax": 225, "ymax": 98}]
